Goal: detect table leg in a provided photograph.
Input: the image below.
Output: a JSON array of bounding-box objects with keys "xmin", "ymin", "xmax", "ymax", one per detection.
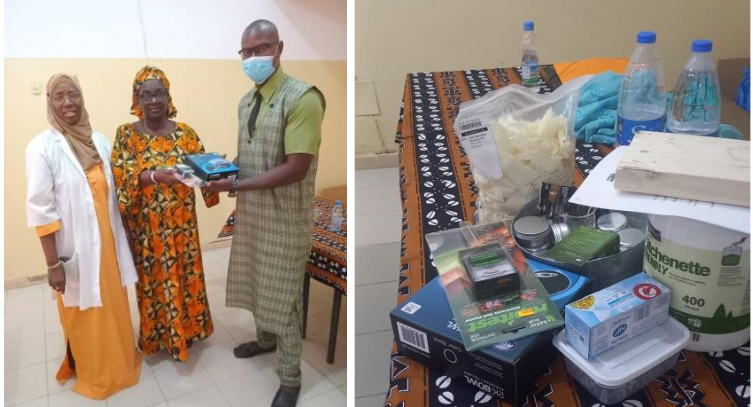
[
  {"xmin": 302, "ymin": 273, "xmax": 311, "ymax": 339},
  {"xmin": 327, "ymin": 288, "xmax": 342, "ymax": 364}
]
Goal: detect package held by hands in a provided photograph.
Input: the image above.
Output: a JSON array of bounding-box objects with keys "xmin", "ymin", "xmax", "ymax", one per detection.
[{"xmin": 184, "ymin": 153, "xmax": 239, "ymax": 182}]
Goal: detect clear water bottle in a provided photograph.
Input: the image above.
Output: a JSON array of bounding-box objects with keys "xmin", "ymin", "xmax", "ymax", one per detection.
[
  {"xmin": 521, "ymin": 21, "xmax": 540, "ymax": 92},
  {"xmin": 330, "ymin": 200, "xmax": 344, "ymax": 232},
  {"xmin": 313, "ymin": 204, "xmax": 323, "ymax": 224},
  {"xmin": 615, "ymin": 31, "xmax": 667, "ymax": 146},
  {"xmin": 666, "ymin": 40, "xmax": 721, "ymax": 137}
]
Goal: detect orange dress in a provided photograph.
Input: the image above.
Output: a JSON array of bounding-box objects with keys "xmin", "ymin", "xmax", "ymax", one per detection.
[
  {"xmin": 51, "ymin": 164, "xmax": 141, "ymax": 399},
  {"xmin": 111, "ymin": 122, "xmax": 219, "ymax": 361}
]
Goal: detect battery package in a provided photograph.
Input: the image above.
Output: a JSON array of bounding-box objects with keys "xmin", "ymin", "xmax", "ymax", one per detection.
[
  {"xmin": 426, "ymin": 222, "xmax": 565, "ymax": 351},
  {"xmin": 391, "ymin": 264, "xmax": 588, "ymax": 405},
  {"xmin": 459, "ymin": 244, "xmax": 520, "ymax": 300},
  {"xmin": 184, "ymin": 153, "xmax": 239, "ymax": 182}
]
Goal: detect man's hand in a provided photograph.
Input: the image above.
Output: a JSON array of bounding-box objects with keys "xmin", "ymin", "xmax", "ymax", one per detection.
[{"xmin": 207, "ymin": 179, "xmax": 232, "ymax": 193}]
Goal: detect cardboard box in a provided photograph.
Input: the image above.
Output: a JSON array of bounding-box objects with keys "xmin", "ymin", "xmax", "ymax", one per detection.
[
  {"xmin": 565, "ymin": 273, "xmax": 669, "ymax": 359},
  {"xmin": 184, "ymin": 153, "xmax": 239, "ymax": 182},
  {"xmin": 390, "ymin": 260, "xmax": 588, "ymax": 405}
]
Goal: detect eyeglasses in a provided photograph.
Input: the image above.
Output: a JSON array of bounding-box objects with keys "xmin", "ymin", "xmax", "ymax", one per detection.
[
  {"xmin": 139, "ymin": 89, "xmax": 168, "ymax": 103},
  {"xmin": 238, "ymin": 42, "xmax": 278, "ymax": 59},
  {"xmin": 51, "ymin": 91, "xmax": 81, "ymax": 105}
]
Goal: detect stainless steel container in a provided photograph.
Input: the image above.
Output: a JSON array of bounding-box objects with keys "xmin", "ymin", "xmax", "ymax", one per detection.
[
  {"xmin": 597, "ymin": 212, "xmax": 628, "ymax": 233},
  {"xmin": 550, "ymin": 222, "xmax": 570, "ymax": 243},
  {"xmin": 618, "ymin": 228, "xmax": 645, "ymax": 251},
  {"xmin": 513, "ymin": 216, "xmax": 553, "ymax": 251},
  {"xmin": 511, "ymin": 200, "xmax": 646, "ymax": 291}
]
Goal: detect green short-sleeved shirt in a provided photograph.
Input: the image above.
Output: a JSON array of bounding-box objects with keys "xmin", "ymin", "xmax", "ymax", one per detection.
[{"xmin": 253, "ymin": 68, "xmax": 324, "ymax": 156}]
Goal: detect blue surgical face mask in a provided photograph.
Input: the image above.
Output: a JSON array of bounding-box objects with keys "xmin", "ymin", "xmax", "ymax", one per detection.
[{"xmin": 243, "ymin": 56, "xmax": 276, "ymax": 84}]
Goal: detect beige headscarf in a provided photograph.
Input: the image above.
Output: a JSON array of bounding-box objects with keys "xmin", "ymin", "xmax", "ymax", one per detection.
[{"xmin": 46, "ymin": 74, "xmax": 101, "ymax": 170}]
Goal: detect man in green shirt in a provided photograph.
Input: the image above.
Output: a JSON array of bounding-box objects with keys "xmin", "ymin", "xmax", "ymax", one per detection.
[{"xmin": 207, "ymin": 19, "xmax": 325, "ymax": 407}]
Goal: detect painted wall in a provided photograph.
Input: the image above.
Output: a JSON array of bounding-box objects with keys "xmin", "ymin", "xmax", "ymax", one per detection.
[
  {"xmin": 354, "ymin": 0, "xmax": 750, "ymax": 155},
  {"xmin": 5, "ymin": 0, "xmax": 346, "ymax": 282},
  {"xmin": 5, "ymin": 0, "xmax": 346, "ymax": 60}
]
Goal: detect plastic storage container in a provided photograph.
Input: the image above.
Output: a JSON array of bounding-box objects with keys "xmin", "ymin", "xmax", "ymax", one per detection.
[
  {"xmin": 553, "ymin": 317, "xmax": 691, "ymax": 405},
  {"xmin": 666, "ymin": 39, "xmax": 721, "ymax": 137},
  {"xmin": 615, "ymin": 31, "xmax": 667, "ymax": 146},
  {"xmin": 521, "ymin": 21, "xmax": 540, "ymax": 91}
]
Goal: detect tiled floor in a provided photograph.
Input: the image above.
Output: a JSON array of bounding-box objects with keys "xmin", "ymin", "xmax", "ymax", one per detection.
[
  {"xmin": 354, "ymin": 167, "xmax": 401, "ymax": 407},
  {"xmin": 4, "ymin": 246, "xmax": 347, "ymax": 407}
]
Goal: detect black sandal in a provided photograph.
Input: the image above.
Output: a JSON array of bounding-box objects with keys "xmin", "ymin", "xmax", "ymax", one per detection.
[{"xmin": 233, "ymin": 341, "xmax": 277, "ymax": 358}]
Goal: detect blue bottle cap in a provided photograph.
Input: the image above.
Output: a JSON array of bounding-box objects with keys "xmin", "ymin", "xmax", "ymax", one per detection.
[
  {"xmin": 637, "ymin": 31, "xmax": 657, "ymax": 44},
  {"xmin": 692, "ymin": 39, "xmax": 713, "ymax": 52},
  {"xmin": 335, "ymin": 199, "xmax": 342, "ymax": 206},
  {"xmin": 523, "ymin": 21, "xmax": 534, "ymax": 31}
]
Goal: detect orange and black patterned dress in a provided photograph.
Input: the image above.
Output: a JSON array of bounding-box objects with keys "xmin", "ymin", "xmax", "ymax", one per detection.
[{"xmin": 111, "ymin": 122, "xmax": 218, "ymax": 361}]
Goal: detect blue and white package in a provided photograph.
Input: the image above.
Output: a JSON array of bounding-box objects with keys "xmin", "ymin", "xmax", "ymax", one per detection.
[
  {"xmin": 565, "ymin": 273, "xmax": 670, "ymax": 359},
  {"xmin": 184, "ymin": 153, "xmax": 239, "ymax": 182}
]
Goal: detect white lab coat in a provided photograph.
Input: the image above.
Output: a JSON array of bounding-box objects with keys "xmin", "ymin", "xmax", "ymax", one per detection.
[{"xmin": 26, "ymin": 128, "xmax": 138, "ymax": 310}]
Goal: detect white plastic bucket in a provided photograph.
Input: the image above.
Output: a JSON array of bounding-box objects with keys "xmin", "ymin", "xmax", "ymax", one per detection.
[{"xmin": 645, "ymin": 215, "xmax": 750, "ymax": 351}]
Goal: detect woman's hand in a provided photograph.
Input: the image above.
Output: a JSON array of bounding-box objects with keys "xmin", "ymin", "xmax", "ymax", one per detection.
[
  {"xmin": 140, "ymin": 169, "xmax": 181, "ymax": 188},
  {"xmin": 48, "ymin": 264, "xmax": 66, "ymax": 294},
  {"xmin": 155, "ymin": 169, "xmax": 180, "ymax": 186}
]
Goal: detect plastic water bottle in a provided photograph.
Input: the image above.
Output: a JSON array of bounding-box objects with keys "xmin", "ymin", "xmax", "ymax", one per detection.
[
  {"xmin": 521, "ymin": 21, "xmax": 540, "ymax": 92},
  {"xmin": 666, "ymin": 40, "xmax": 721, "ymax": 137},
  {"xmin": 313, "ymin": 205, "xmax": 323, "ymax": 224},
  {"xmin": 330, "ymin": 200, "xmax": 344, "ymax": 232},
  {"xmin": 615, "ymin": 31, "xmax": 667, "ymax": 146}
]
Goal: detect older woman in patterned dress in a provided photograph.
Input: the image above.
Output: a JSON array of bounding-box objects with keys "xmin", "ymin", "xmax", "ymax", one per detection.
[{"xmin": 112, "ymin": 66, "xmax": 218, "ymax": 361}]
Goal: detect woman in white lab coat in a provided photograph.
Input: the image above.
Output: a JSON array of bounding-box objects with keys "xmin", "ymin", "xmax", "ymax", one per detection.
[{"xmin": 25, "ymin": 74, "xmax": 142, "ymax": 400}]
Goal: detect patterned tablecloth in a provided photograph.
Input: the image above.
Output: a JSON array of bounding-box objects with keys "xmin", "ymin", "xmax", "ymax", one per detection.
[
  {"xmin": 386, "ymin": 65, "xmax": 749, "ymax": 407},
  {"xmin": 218, "ymin": 197, "xmax": 347, "ymax": 294}
]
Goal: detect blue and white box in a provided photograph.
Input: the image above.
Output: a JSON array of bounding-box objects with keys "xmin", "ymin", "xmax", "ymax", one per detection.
[
  {"xmin": 565, "ymin": 273, "xmax": 670, "ymax": 359},
  {"xmin": 184, "ymin": 153, "xmax": 239, "ymax": 182}
]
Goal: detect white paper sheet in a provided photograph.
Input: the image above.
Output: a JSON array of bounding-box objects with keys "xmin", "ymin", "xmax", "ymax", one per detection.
[{"xmin": 569, "ymin": 146, "xmax": 750, "ymax": 234}]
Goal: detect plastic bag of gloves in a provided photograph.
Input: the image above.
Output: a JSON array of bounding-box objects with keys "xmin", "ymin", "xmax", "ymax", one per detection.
[{"xmin": 453, "ymin": 75, "xmax": 593, "ymax": 227}]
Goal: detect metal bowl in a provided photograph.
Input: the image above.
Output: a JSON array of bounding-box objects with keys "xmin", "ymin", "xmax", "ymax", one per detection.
[{"xmin": 510, "ymin": 200, "xmax": 646, "ymax": 291}]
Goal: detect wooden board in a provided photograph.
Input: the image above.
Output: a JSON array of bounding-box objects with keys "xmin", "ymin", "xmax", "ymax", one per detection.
[{"xmin": 615, "ymin": 132, "xmax": 750, "ymax": 207}]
